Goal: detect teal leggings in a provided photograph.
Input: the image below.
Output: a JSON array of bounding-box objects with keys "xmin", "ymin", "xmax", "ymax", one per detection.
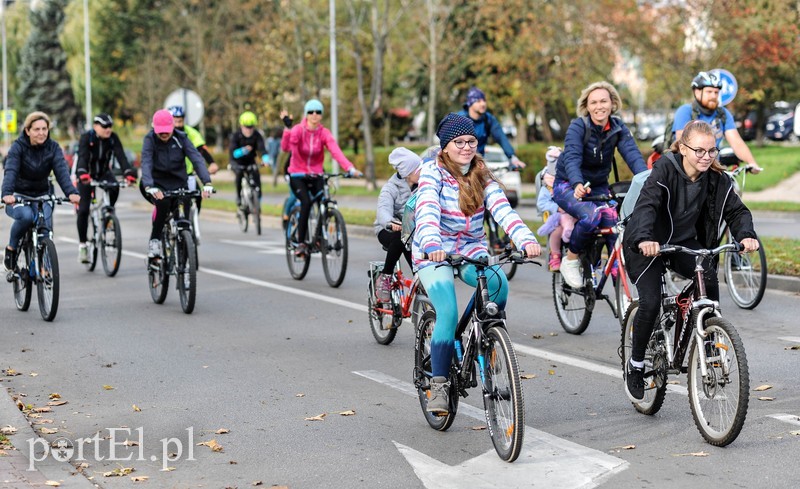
[{"xmin": 417, "ymin": 262, "xmax": 508, "ymax": 377}]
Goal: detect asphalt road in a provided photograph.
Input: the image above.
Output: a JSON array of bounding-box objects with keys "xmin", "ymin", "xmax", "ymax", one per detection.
[{"xmin": 1, "ymin": 191, "xmax": 799, "ymax": 488}]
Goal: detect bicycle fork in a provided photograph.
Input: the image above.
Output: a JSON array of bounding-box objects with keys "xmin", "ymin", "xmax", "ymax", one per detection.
[{"xmin": 693, "ymin": 305, "xmax": 724, "ymax": 379}]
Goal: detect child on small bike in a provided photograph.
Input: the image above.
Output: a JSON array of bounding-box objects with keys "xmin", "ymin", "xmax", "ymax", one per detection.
[
  {"xmin": 372, "ymin": 147, "xmax": 421, "ymax": 301},
  {"xmin": 536, "ymin": 146, "xmax": 576, "ymax": 271}
]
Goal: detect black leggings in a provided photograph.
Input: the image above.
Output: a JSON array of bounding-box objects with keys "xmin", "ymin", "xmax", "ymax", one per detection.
[
  {"xmin": 234, "ymin": 165, "xmax": 261, "ymax": 205},
  {"xmin": 76, "ymin": 175, "xmax": 119, "ymax": 242},
  {"xmin": 630, "ymin": 239, "xmax": 719, "ymax": 362},
  {"xmin": 377, "ymin": 229, "xmax": 412, "ymax": 274},
  {"xmin": 289, "ymin": 175, "xmax": 324, "ymax": 243}
]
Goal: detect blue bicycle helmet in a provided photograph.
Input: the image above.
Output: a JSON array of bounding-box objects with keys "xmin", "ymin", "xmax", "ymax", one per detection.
[{"xmin": 168, "ymin": 105, "xmax": 185, "ymax": 117}]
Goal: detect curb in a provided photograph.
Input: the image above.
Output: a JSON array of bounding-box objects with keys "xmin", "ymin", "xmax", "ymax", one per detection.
[{"xmin": 0, "ymin": 388, "xmax": 96, "ymax": 488}]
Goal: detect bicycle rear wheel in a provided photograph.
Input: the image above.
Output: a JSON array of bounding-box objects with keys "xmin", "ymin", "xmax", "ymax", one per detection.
[
  {"xmin": 37, "ymin": 238, "xmax": 59, "ymax": 322},
  {"xmin": 176, "ymin": 230, "xmax": 197, "ymax": 314},
  {"xmin": 723, "ymin": 232, "xmax": 766, "ymax": 310},
  {"xmin": 552, "ymin": 270, "xmax": 592, "ymax": 335},
  {"xmin": 321, "ymin": 208, "xmax": 348, "ymax": 288},
  {"xmin": 148, "ymin": 236, "xmax": 169, "ymax": 304},
  {"xmin": 614, "ymin": 266, "xmax": 637, "ymax": 327},
  {"xmin": 238, "ymin": 184, "xmax": 250, "ymax": 233},
  {"xmin": 285, "ymin": 207, "xmax": 310, "ymax": 280},
  {"xmin": 13, "ymin": 245, "xmax": 32, "ymax": 311},
  {"xmin": 482, "ymin": 326, "xmax": 525, "ymax": 462},
  {"xmin": 687, "ymin": 316, "xmax": 749, "ymax": 446},
  {"xmin": 368, "ymin": 270, "xmax": 397, "ymax": 345},
  {"xmin": 250, "ymin": 186, "xmax": 261, "ymax": 235},
  {"xmin": 101, "ymin": 212, "xmax": 122, "ymax": 277},
  {"xmin": 414, "ymin": 309, "xmax": 458, "ymax": 431},
  {"xmin": 86, "ymin": 217, "xmax": 98, "ymax": 272},
  {"xmin": 620, "ymin": 303, "xmax": 667, "ymax": 415}
]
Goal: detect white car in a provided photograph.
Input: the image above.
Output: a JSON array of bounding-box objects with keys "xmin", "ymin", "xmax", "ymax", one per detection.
[{"xmin": 483, "ymin": 146, "xmax": 522, "ymax": 208}]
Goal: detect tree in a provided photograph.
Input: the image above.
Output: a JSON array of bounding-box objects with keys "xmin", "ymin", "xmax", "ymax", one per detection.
[{"xmin": 16, "ymin": 0, "xmax": 81, "ymax": 134}]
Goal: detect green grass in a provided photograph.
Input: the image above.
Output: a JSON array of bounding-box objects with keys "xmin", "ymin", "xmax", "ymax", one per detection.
[
  {"xmin": 740, "ymin": 146, "xmax": 800, "ymax": 192},
  {"xmin": 743, "ymin": 201, "xmax": 800, "ymax": 212},
  {"xmin": 212, "ymin": 179, "xmax": 381, "ymax": 198},
  {"xmin": 201, "ymin": 199, "xmax": 377, "ymax": 227},
  {"xmin": 761, "ymin": 237, "xmax": 800, "ymax": 277}
]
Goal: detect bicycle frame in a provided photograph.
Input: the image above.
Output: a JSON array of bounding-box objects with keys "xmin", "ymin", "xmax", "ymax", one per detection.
[{"xmin": 371, "ymin": 268, "xmax": 423, "ymax": 319}]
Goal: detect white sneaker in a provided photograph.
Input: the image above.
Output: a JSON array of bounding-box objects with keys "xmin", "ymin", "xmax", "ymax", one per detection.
[
  {"xmin": 148, "ymin": 239, "xmax": 162, "ymax": 258},
  {"xmin": 560, "ymin": 256, "xmax": 583, "ymax": 288},
  {"xmin": 78, "ymin": 243, "xmax": 89, "ymax": 264}
]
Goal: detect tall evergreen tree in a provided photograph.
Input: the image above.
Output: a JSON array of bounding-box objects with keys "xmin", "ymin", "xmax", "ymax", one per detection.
[{"xmin": 16, "ymin": 0, "xmax": 82, "ymax": 133}]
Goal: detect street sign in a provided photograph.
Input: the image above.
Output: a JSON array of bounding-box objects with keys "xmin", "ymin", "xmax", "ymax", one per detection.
[
  {"xmin": 2, "ymin": 109, "xmax": 17, "ymax": 134},
  {"xmin": 712, "ymin": 68, "xmax": 738, "ymax": 107},
  {"xmin": 164, "ymin": 88, "xmax": 204, "ymax": 127}
]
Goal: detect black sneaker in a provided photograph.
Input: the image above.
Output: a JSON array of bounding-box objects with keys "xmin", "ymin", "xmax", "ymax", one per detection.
[
  {"xmin": 3, "ymin": 247, "xmax": 15, "ymax": 272},
  {"xmin": 625, "ymin": 360, "xmax": 645, "ymax": 401}
]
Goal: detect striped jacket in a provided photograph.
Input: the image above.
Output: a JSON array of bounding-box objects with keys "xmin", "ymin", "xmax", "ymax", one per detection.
[{"xmin": 412, "ymin": 159, "xmax": 537, "ymax": 270}]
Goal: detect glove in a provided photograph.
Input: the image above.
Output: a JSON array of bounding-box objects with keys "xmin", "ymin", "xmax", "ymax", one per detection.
[
  {"xmin": 261, "ymin": 154, "xmax": 271, "ymax": 166},
  {"xmin": 282, "ymin": 116, "xmax": 293, "ymax": 128},
  {"xmin": 510, "ymin": 155, "xmax": 525, "ymax": 169},
  {"xmin": 146, "ymin": 187, "xmax": 161, "ymax": 196},
  {"xmin": 79, "ymin": 173, "xmax": 91, "ymax": 184},
  {"xmin": 125, "ymin": 174, "xmax": 137, "ymax": 184},
  {"xmin": 202, "ymin": 185, "xmax": 215, "ymax": 194},
  {"xmin": 347, "ymin": 169, "xmax": 362, "ymax": 178}
]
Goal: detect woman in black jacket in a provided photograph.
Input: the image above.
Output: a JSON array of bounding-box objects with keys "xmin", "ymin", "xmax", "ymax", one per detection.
[
  {"xmin": 622, "ymin": 120, "xmax": 759, "ymax": 401},
  {"xmin": 2, "ymin": 112, "xmax": 80, "ymax": 271}
]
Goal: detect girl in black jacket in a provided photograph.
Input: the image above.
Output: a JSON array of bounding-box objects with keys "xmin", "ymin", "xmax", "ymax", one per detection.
[{"xmin": 621, "ymin": 120, "xmax": 759, "ymax": 401}]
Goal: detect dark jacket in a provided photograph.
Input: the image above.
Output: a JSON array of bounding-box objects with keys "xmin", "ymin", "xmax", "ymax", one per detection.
[
  {"xmin": 76, "ymin": 130, "xmax": 135, "ymax": 179},
  {"xmin": 456, "ymin": 108, "xmax": 515, "ymax": 158},
  {"xmin": 623, "ymin": 151, "xmax": 757, "ymax": 279},
  {"xmin": 229, "ymin": 130, "xmax": 267, "ymax": 167},
  {"xmin": 140, "ymin": 130, "xmax": 210, "ymax": 191},
  {"xmin": 556, "ymin": 116, "xmax": 647, "ymax": 190},
  {"xmin": 2, "ymin": 132, "xmax": 77, "ymax": 198}
]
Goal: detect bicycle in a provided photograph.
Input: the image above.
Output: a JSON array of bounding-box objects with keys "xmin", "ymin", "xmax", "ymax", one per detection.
[
  {"xmin": 484, "ymin": 165, "xmax": 521, "ymax": 280},
  {"xmin": 367, "ymin": 257, "xmax": 431, "ymax": 345},
  {"xmin": 147, "ymin": 189, "xmax": 203, "ymax": 314},
  {"xmin": 234, "ymin": 164, "xmax": 262, "ymax": 235},
  {"xmin": 2, "ymin": 195, "xmax": 65, "ymax": 321},
  {"xmin": 620, "ymin": 242, "xmax": 750, "ymax": 446},
  {"xmin": 285, "ymin": 173, "xmax": 349, "ymax": 288},
  {"xmin": 85, "ymin": 180, "xmax": 127, "ymax": 277},
  {"xmin": 413, "ymin": 250, "xmax": 535, "ymax": 462},
  {"xmin": 552, "ymin": 189, "xmax": 638, "ymax": 335}
]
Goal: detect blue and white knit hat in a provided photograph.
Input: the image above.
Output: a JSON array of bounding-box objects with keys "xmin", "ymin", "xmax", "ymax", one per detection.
[
  {"xmin": 465, "ymin": 86, "xmax": 486, "ymax": 108},
  {"xmin": 436, "ymin": 113, "xmax": 477, "ymax": 149}
]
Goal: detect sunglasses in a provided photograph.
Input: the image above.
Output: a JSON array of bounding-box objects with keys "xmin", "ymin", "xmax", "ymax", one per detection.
[
  {"xmin": 99, "ymin": 123, "xmax": 113, "ymax": 129},
  {"xmin": 307, "ymin": 110, "xmax": 322, "ymax": 115}
]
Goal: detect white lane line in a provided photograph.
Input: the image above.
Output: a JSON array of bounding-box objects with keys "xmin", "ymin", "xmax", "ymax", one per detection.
[
  {"xmin": 778, "ymin": 337, "xmax": 800, "ymax": 343},
  {"xmin": 767, "ymin": 413, "xmax": 800, "ymax": 427}
]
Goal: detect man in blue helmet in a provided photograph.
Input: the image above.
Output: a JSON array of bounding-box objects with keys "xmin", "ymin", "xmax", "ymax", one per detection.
[{"xmin": 457, "ymin": 86, "xmax": 526, "ymax": 168}]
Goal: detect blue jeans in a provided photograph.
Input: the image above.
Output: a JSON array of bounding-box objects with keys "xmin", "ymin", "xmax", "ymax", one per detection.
[
  {"xmin": 552, "ymin": 181, "xmax": 618, "ymax": 254},
  {"xmin": 5, "ymin": 202, "xmax": 53, "ymax": 249},
  {"xmin": 417, "ymin": 262, "xmax": 508, "ymax": 377}
]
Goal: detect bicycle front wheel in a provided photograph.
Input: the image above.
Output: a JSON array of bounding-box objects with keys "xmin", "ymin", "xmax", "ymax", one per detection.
[
  {"xmin": 620, "ymin": 303, "xmax": 667, "ymax": 415},
  {"xmin": 86, "ymin": 217, "xmax": 98, "ymax": 272},
  {"xmin": 238, "ymin": 185, "xmax": 250, "ymax": 233},
  {"xmin": 148, "ymin": 236, "xmax": 169, "ymax": 304},
  {"xmin": 723, "ymin": 234, "xmax": 767, "ymax": 310},
  {"xmin": 13, "ymin": 245, "xmax": 32, "ymax": 311},
  {"xmin": 37, "ymin": 238, "xmax": 60, "ymax": 322},
  {"xmin": 101, "ymin": 213, "xmax": 122, "ymax": 277},
  {"xmin": 368, "ymin": 271, "xmax": 397, "ymax": 345},
  {"xmin": 552, "ymin": 271, "xmax": 592, "ymax": 335},
  {"xmin": 687, "ymin": 316, "xmax": 749, "ymax": 446},
  {"xmin": 614, "ymin": 266, "xmax": 637, "ymax": 327},
  {"xmin": 250, "ymin": 186, "xmax": 261, "ymax": 236},
  {"xmin": 482, "ymin": 326, "xmax": 525, "ymax": 462},
  {"xmin": 176, "ymin": 230, "xmax": 197, "ymax": 314},
  {"xmin": 285, "ymin": 207, "xmax": 310, "ymax": 280},
  {"xmin": 321, "ymin": 208, "xmax": 348, "ymax": 288},
  {"xmin": 414, "ymin": 309, "xmax": 458, "ymax": 431}
]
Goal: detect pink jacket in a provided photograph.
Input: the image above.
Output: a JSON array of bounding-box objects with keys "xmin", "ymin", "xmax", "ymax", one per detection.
[{"xmin": 281, "ymin": 119, "xmax": 355, "ymax": 174}]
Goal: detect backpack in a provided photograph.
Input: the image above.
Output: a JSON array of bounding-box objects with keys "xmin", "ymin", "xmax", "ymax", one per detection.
[
  {"xmin": 558, "ymin": 116, "xmax": 624, "ymax": 182},
  {"xmin": 659, "ymin": 105, "xmax": 726, "ymax": 153},
  {"xmin": 400, "ymin": 191, "xmax": 418, "ymax": 249}
]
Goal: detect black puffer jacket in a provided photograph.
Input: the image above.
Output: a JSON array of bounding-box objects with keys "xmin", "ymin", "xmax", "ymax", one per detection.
[
  {"xmin": 2, "ymin": 132, "xmax": 77, "ymax": 198},
  {"xmin": 623, "ymin": 151, "xmax": 757, "ymax": 280}
]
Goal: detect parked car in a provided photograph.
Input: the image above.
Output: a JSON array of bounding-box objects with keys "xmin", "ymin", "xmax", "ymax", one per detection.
[
  {"xmin": 483, "ymin": 145, "xmax": 522, "ymax": 208},
  {"xmin": 735, "ymin": 110, "xmax": 757, "ymax": 141},
  {"xmin": 635, "ymin": 115, "xmax": 666, "ymax": 141},
  {"xmin": 765, "ymin": 111, "xmax": 796, "ymax": 141}
]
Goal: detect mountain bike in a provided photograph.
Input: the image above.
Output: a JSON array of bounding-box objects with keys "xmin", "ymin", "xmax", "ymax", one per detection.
[
  {"xmin": 285, "ymin": 173, "xmax": 349, "ymax": 288},
  {"xmin": 552, "ymin": 191, "xmax": 637, "ymax": 334},
  {"xmin": 3, "ymin": 195, "xmax": 65, "ymax": 321},
  {"xmin": 147, "ymin": 189, "xmax": 203, "ymax": 314},
  {"xmin": 85, "ymin": 180, "xmax": 127, "ymax": 277},
  {"xmin": 235, "ymin": 164, "xmax": 262, "ymax": 235},
  {"xmin": 367, "ymin": 259, "xmax": 431, "ymax": 345},
  {"xmin": 620, "ymin": 242, "xmax": 749, "ymax": 446},
  {"xmin": 413, "ymin": 250, "xmax": 536, "ymax": 462}
]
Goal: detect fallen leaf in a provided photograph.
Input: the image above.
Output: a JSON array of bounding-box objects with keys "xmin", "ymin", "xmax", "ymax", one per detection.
[
  {"xmin": 160, "ymin": 467, "xmax": 176, "ymax": 472},
  {"xmin": 40, "ymin": 427, "xmax": 58, "ymax": 435},
  {"xmin": 131, "ymin": 476, "xmax": 149, "ymax": 482},
  {"xmin": 28, "ymin": 413, "xmax": 41, "ymax": 419},
  {"xmin": 47, "ymin": 400, "xmax": 67, "ymax": 407},
  {"xmin": 215, "ymin": 428, "xmax": 230, "ymax": 434},
  {"xmin": 33, "ymin": 406, "xmax": 52, "ymax": 413},
  {"xmin": 337, "ymin": 410, "xmax": 356, "ymax": 416},
  {"xmin": 790, "ymin": 430, "xmax": 800, "ymax": 436},
  {"xmin": 49, "ymin": 393, "xmax": 61, "ymax": 400},
  {"xmin": 754, "ymin": 384, "xmax": 772, "ymax": 391},
  {"xmin": 4, "ymin": 368, "xmax": 21, "ymax": 376},
  {"xmin": 102, "ymin": 385, "xmax": 114, "ymax": 391},
  {"xmin": 34, "ymin": 419, "xmax": 54, "ymax": 425},
  {"xmin": 612, "ymin": 444, "xmax": 636, "ymax": 450},
  {"xmin": 103, "ymin": 467, "xmax": 134, "ymax": 477},
  {"xmin": 673, "ymin": 451, "xmax": 709, "ymax": 457},
  {"xmin": 0, "ymin": 450, "xmax": 8, "ymax": 456},
  {"xmin": 132, "ymin": 405, "xmax": 141, "ymax": 412},
  {"xmin": 45, "ymin": 482, "xmax": 60, "ymax": 487},
  {"xmin": 77, "ymin": 462, "xmax": 89, "ymax": 469},
  {"xmin": 549, "ymin": 332, "xmax": 558, "ymax": 336},
  {"xmin": 470, "ymin": 425, "xmax": 487, "ymax": 431},
  {"xmin": 1, "ymin": 425, "xmax": 18, "ymax": 435},
  {"xmin": 785, "ymin": 345, "xmax": 800, "ymax": 350},
  {"xmin": 532, "ymin": 334, "xmax": 543, "ymax": 339},
  {"xmin": 305, "ymin": 413, "xmax": 326, "ymax": 421},
  {"xmin": 229, "ymin": 460, "xmax": 238, "ymax": 465},
  {"xmin": 587, "ymin": 412, "xmax": 598, "ymax": 416},
  {"xmin": 295, "ymin": 393, "xmax": 305, "ymax": 397},
  {"xmin": 252, "ymin": 482, "xmax": 263, "ymax": 486},
  {"xmin": 197, "ymin": 439, "xmax": 223, "ymax": 452},
  {"xmin": 548, "ymin": 370, "xmax": 555, "ymax": 375},
  {"xmin": 30, "ymin": 373, "xmax": 39, "ymax": 377},
  {"xmin": 520, "ymin": 374, "xmax": 537, "ymax": 379},
  {"xmin": 123, "ymin": 439, "xmax": 139, "ymax": 447},
  {"xmin": 758, "ymin": 396, "xmax": 775, "ymax": 401}
]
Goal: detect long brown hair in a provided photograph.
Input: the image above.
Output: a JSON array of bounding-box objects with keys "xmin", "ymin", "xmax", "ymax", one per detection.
[
  {"xmin": 437, "ymin": 150, "xmax": 501, "ymax": 216},
  {"xmin": 669, "ymin": 120, "xmax": 723, "ymax": 173}
]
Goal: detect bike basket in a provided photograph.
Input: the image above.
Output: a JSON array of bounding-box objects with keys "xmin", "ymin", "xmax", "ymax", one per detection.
[{"xmin": 401, "ymin": 192, "xmax": 418, "ymax": 248}]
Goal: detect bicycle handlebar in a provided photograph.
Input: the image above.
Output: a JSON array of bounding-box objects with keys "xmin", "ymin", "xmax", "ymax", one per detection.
[
  {"xmin": 7, "ymin": 194, "xmax": 70, "ymax": 205},
  {"xmin": 658, "ymin": 242, "xmax": 744, "ymax": 257},
  {"xmin": 90, "ymin": 180, "xmax": 129, "ymax": 189},
  {"xmin": 421, "ymin": 248, "xmax": 539, "ymax": 268}
]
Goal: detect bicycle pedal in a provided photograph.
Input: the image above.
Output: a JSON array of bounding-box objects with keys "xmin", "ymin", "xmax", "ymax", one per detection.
[{"xmin": 5, "ymin": 271, "xmax": 14, "ymax": 283}]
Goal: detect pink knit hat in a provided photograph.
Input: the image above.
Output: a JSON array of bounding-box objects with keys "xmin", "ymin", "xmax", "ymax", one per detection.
[{"xmin": 152, "ymin": 109, "xmax": 174, "ymax": 133}]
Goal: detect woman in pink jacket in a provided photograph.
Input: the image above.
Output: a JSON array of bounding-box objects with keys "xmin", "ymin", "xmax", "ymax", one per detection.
[{"xmin": 280, "ymin": 99, "xmax": 362, "ymax": 256}]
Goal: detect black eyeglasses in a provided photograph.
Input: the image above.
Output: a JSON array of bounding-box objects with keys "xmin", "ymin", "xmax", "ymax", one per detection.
[
  {"xmin": 682, "ymin": 144, "xmax": 719, "ymax": 159},
  {"xmin": 99, "ymin": 123, "xmax": 112, "ymax": 129},
  {"xmin": 307, "ymin": 110, "xmax": 322, "ymax": 115},
  {"xmin": 452, "ymin": 138, "xmax": 478, "ymax": 149}
]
